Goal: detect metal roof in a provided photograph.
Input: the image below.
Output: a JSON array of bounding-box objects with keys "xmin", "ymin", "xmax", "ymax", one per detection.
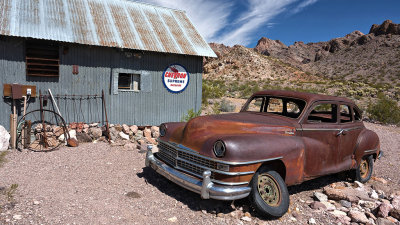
[{"xmin": 0, "ymin": 0, "xmax": 216, "ymax": 57}]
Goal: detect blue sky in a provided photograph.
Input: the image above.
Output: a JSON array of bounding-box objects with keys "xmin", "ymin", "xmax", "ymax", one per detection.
[{"xmin": 139, "ymin": 0, "xmax": 400, "ymax": 47}]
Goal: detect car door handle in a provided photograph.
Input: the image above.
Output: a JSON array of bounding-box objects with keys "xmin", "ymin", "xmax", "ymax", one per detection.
[{"xmin": 336, "ymin": 129, "xmax": 347, "ymax": 136}]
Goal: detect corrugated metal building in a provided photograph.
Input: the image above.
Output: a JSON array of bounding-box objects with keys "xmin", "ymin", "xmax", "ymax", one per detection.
[{"xmin": 0, "ymin": 0, "xmax": 216, "ymax": 129}]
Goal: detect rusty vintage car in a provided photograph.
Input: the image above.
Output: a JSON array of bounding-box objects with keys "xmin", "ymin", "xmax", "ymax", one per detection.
[{"xmin": 145, "ymin": 90, "xmax": 381, "ymax": 217}]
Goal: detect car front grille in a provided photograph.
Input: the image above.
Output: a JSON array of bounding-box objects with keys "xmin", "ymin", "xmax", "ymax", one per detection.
[{"xmin": 157, "ymin": 141, "xmax": 217, "ymax": 179}]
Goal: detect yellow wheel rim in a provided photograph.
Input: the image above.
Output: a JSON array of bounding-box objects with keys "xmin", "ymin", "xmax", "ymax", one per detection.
[
  {"xmin": 257, "ymin": 173, "xmax": 281, "ymax": 206},
  {"xmin": 359, "ymin": 159, "xmax": 369, "ymax": 179}
]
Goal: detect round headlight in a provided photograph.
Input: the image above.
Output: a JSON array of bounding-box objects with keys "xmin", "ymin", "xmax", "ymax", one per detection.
[
  {"xmin": 160, "ymin": 124, "xmax": 167, "ymax": 137},
  {"xmin": 213, "ymin": 140, "xmax": 226, "ymax": 157}
]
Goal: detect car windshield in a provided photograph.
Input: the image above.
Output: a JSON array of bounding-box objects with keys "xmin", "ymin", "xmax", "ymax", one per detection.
[{"xmin": 242, "ymin": 96, "xmax": 306, "ymax": 119}]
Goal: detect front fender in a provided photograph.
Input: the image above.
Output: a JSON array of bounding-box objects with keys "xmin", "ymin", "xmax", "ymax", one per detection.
[{"xmin": 202, "ymin": 134, "xmax": 306, "ymax": 186}]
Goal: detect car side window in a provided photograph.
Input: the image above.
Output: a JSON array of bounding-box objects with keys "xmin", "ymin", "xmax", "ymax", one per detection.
[
  {"xmin": 353, "ymin": 107, "xmax": 362, "ymax": 121},
  {"xmin": 307, "ymin": 103, "xmax": 337, "ymax": 123},
  {"xmin": 340, "ymin": 105, "xmax": 352, "ymax": 123},
  {"xmin": 266, "ymin": 98, "xmax": 283, "ymax": 113},
  {"xmin": 245, "ymin": 97, "xmax": 265, "ymax": 112}
]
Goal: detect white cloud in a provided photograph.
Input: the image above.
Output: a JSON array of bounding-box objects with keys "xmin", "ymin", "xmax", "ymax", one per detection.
[
  {"xmin": 138, "ymin": 0, "xmax": 233, "ymax": 41},
  {"xmin": 292, "ymin": 0, "xmax": 318, "ymax": 14},
  {"xmin": 215, "ymin": 0, "xmax": 297, "ymax": 46},
  {"xmin": 137, "ymin": 0, "xmax": 318, "ymax": 46}
]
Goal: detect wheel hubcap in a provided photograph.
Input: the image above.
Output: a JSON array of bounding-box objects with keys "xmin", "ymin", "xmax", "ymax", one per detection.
[
  {"xmin": 360, "ymin": 159, "xmax": 369, "ymax": 179},
  {"xmin": 257, "ymin": 174, "xmax": 281, "ymax": 206}
]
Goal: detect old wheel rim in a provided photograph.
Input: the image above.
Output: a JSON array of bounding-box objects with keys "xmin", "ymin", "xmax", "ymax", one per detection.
[
  {"xmin": 257, "ymin": 174, "xmax": 281, "ymax": 206},
  {"xmin": 360, "ymin": 159, "xmax": 369, "ymax": 179}
]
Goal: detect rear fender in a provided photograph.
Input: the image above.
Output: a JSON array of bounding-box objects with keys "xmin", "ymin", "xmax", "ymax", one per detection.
[{"xmin": 353, "ymin": 129, "xmax": 380, "ymax": 166}]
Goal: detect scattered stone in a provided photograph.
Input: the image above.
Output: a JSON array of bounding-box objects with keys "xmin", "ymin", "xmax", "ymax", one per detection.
[
  {"xmin": 244, "ymin": 212, "xmax": 251, "ymax": 217},
  {"xmin": 371, "ymin": 190, "xmax": 379, "ymax": 199},
  {"xmin": 330, "ymin": 209, "xmax": 347, "ymax": 217},
  {"xmin": 89, "ymin": 123, "xmax": 98, "ymax": 127},
  {"xmin": 324, "ymin": 187, "xmax": 370, "ymax": 203},
  {"xmin": 392, "ymin": 196, "xmax": 400, "ymax": 210},
  {"xmin": 134, "ymin": 130, "xmax": 144, "ymax": 141},
  {"xmin": 201, "ymin": 210, "xmax": 207, "ymax": 214},
  {"xmin": 372, "ymin": 177, "xmax": 388, "ymax": 184},
  {"xmin": 241, "ymin": 216, "xmax": 252, "ymax": 222},
  {"xmin": 144, "ymin": 128, "xmax": 152, "ymax": 139},
  {"xmin": 354, "ymin": 181, "xmax": 364, "ymax": 189},
  {"xmin": 122, "ymin": 124, "xmax": 130, "ymax": 134},
  {"xmin": 109, "ymin": 127, "xmax": 119, "ymax": 140},
  {"xmin": 359, "ymin": 200, "xmax": 377, "ymax": 209},
  {"xmin": 320, "ymin": 201, "xmax": 336, "ymax": 211},
  {"xmin": 167, "ymin": 216, "xmax": 177, "ymax": 222},
  {"xmin": 390, "ymin": 208, "xmax": 400, "ymax": 220},
  {"xmin": 310, "ymin": 201, "xmax": 327, "ymax": 210},
  {"xmin": 89, "ymin": 127, "xmax": 102, "ymax": 139},
  {"xmin": 151, "ymin": 126, "xmax": 160, "ymax": 138},
  {"xmin": 349, "ymin": 210, "xmax": 369, "ymax": 224},
  {"xmin": 76, "ymin": 132, "xmax": 92, "ymax": 143},
  {"xmin": 289, "ymin": 216, "xmax": 297, "ymax": 222},
  {"xmin": 376, "ymin": 218, "xmax": 395, "ymax": 225},
  {"xmin": 366, "ymin": 211, "xmax": 377, "ymax": 220},
  {"xmin": 335, "ymin": 215, "xmax": 352, "ymax": 225},
  {"xmin": 340, "ymin": 200, "xmax": 352, "ymax": 208},
  {"xmin": 130, "ymin": 125, "xmax": 138, "ymax": 134},
  {"xmin": 308, "ymin": 218, "xmax": 316, "ymax": 224},
  {"xmin": 119, "ymin": 132, "xmax": 129, "ymax": 140},
  {"xmin": 68, "ymin": 129, "xmax": 77, "ymax": 140},
  {"xmin": 33, "ymin": 200, "xmax": 40, "ymax": 205},
  {"xmin": 217, "ymin": 213, "xmax": 224, "ymax": 218},
  {"xmin": 314, "ymin": 192, "xmax": 328, "ymax": 202},
  {"xmin": 13, "ymin": 215, "xmax": 22, "ymax": 220},
  {"xmin": 377, "ymin": 203, "xmax": 393, "ymax": 218},
  {"xmin": 387, "ymin": 216, "xmax": 398, "ymax": 224}
]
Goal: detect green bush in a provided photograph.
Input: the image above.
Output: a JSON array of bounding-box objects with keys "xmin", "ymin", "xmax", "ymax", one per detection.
[
  {"xmin": 0, "ymin": 151, "xmax": 7, "ymax": 167},
  {"xmin": 219, "ymin": 99, "xmax": 235, "ymax": 112},
  {"xmin": 202, "ymin": 79, "xmax": 227, "ymax": 106},
  {"xmin": 181, "ymin": 108, "xmax": 201, "ymax": 122},
  {"xmin": 367, "ymin": 94, "xmax": 400, "ymax": 124}
]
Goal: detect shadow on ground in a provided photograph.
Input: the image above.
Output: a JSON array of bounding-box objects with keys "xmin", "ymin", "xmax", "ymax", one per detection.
[{"xmin": 137, "ymin": 167, "xmax": 352, "ymax": 220}]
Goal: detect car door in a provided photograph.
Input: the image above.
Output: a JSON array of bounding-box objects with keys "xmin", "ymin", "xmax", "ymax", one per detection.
[
  {"xmin": 336, "ymin": 104, "xmax": 364, "ymax": 171},
  {"xmin": 300, "ymin": 101, "xmax": 341, "ymax": 178}
]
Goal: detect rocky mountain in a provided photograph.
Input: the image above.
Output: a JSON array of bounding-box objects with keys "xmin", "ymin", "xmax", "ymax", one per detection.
[
  {"xmin": 254, "ymin": 20, "xmax": 400, "ymax": 87},
  {"xmin": 203, "ymin": 20, "xmax": 400, "ymax": 107}
]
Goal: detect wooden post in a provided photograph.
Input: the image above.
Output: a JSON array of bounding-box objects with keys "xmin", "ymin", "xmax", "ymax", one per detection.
[{"xmin": 10, "ymin": 100, "xmax": 17, "ymax": 149}]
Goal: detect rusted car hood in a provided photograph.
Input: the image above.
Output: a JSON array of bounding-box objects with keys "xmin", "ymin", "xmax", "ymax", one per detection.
[{"xmin": 167, "ymin": 112, "xmax": 297, "ymax": 153}]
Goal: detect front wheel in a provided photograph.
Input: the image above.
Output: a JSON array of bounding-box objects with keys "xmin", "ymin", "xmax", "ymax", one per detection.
[
  {"xmin": 355, "ymin": 155, "xmax": 373, "ymax": 183},
  {"xmin": 249, "ymin": 166, "xmax": 289, "ymax": 218}
]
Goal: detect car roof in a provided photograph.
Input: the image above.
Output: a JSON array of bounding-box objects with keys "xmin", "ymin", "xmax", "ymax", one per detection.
[{"xmin": 252, "ymin": 90, "xmax": 356, "ymax": 105}]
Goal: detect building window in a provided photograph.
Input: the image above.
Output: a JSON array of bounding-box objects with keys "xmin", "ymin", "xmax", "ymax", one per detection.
[
  {"xmin": 118, "ymin": 73, "xmax": 140, "ymax": 91},
  {"xmin": 26, "ymin": 40, "xmax": 59, "ymax": 77}
]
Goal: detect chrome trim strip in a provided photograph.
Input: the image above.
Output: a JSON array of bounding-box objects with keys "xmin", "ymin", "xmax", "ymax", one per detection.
[
  {"xmin": 146, "ymin": 149, "xmax": 251, "ymax": 200},
  {"xmin": 177, "ymin": 157, "xmax": 255, "ymax": 176},
  {"xmin": 364, "ymin": 148, "xmax": 377, "ymax": 153},
  {"xmin": 175, "ymin": 165, "xmax": 249, "ymax": 186},
  {"xmin": 160, "ymin": 140, "xmax": 283, "ymax": 165},
  {"xmin": 297, "ymin": 126, "xmax": 363, "ymax": 132}
]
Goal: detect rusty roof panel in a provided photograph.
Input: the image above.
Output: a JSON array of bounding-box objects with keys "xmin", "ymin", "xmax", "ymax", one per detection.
[
  {"xmin": 0, "ymin": 0, "xmax": 12, "ymax": 35},
  {"xmin": 0, "ymin": 0, "xmax": 216, "ymax": 57}
]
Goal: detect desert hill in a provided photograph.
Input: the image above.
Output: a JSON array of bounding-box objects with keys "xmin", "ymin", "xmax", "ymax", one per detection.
[{"xmin": 203, "ymin": 20, "xmax": 400, "ymax": 113}]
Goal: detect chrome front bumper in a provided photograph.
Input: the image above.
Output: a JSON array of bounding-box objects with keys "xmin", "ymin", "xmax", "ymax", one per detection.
[{"xmin": 145, "ymin": 146, "xmax": 251, "ymax": 201}]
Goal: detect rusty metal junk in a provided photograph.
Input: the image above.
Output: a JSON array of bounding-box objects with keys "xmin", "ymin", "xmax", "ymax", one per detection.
[{"xmin": 16, "ymin": 89, "xmax": 110, "ymax": 152}]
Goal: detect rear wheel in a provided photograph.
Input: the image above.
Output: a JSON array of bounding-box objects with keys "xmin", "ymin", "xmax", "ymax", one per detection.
[
  {"xmin": 355, "ymin": 155, "xmax": 373, "ymax": 183},
  {"xmin": 249, "ymin": 166, "xmax": 289, "ymax": 218}
]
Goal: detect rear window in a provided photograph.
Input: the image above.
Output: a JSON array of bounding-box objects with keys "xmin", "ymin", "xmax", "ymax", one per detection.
[{"xmin": 242, "ymin": 96, "xmax": 306, "ymax": 118}]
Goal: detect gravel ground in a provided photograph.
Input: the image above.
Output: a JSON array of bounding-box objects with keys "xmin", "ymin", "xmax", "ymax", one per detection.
[{"xmin": 0, "ymin": 122, "xmax": 399, "ymax": 225}]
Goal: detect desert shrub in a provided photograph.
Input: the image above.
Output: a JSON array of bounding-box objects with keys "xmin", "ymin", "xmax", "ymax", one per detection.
[
  {"xmin": 202, "ymin": 79, "xmax": 227, "ymax": 106},
  {"xmin": 367, "ymin": 94, "xmax": 400, "ymax": 124},
  {"xmin": 211, "ymin": 102, "xmax": 221, "ymax": 115},
  {"xmin": 219, "ymin": 99, "xmax": 235, "ymax": 112},
  {"xmin": 181, "ymin": 108, "xmax": 201, "ymax": 122}
]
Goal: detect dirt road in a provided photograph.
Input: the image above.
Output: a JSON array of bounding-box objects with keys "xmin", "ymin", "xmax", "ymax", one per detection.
[{"xmin": 0, "ymin": 122, "xmax": 399, "ymax": 224}]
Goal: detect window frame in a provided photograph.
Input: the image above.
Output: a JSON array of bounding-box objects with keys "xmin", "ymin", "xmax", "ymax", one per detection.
[
  {"xmin": 112, "ymin": 69, "xmax": 152, "ymax": 95},
  {"xmin": 118, "ymin": 73, "xmax": 141, "ymax": 92},
  {"xmin": 304, "ymin": 101, "xmax": 339, "ymax": 124}
]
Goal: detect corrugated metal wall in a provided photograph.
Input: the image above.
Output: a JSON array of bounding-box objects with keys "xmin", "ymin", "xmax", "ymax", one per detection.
[{"xmin": 0, "ymin": 36, "xmax": 203, "ymax": 130}]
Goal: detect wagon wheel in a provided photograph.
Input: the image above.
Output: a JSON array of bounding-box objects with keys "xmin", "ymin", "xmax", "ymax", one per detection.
[{"xmin": 17, "ymin": 109, "xmax": 68, "ymax": 152}]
